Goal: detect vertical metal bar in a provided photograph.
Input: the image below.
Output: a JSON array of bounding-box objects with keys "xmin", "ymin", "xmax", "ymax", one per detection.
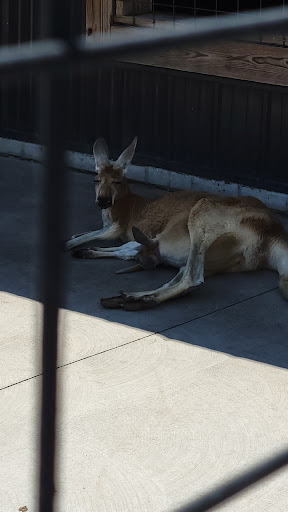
[
  {"xmin": 38, "ymin": 76, "xmax": 67, "ymax": 512},
  {"xmin": 29, "ymin": 0, "xmax": 34, "ymax": 136},
  {"xmin": 30, "ymin": 0, "xmax": 34, "ymax": 43},
  {"xmin": 38, "ymin": 1, "xmax": 69, "ymax": 512},
  {"xmin": 132, "ymin": 0, "xmax": 136, "ymax": 26},
  {"xmin": 1, "ymin": 0, "xmax": 9, "ymax": 46},
  {"xmin": 152, "ymin": 0, "xmax": 155, "ymax": 25},
  {"xmin": 193, "ymin": 0, "xmax": 197, "ymax": 30},
  {"xmin": 16, "ymin": 0, "xmax": 22, "ymax": 127},
  {"xmin": 283, "ymin": 0, "xmax": 286, "ymax": 47},
  {"xmin": 1, "ymin": 0, "xmax": 9, "ymax": 135},
  {"xmin": 18, "ymin": 0, "xmax": 22, "ymax": 43},
  {"xmin": 259, "ymin": 0, "xmax": 263, "ymax": 44}
]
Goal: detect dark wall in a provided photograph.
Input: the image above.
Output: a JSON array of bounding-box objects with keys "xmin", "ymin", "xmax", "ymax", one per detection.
[
  {"xmin": 0, "ymin": 0, "xmax": 86, "ymax": 146},
  {"xmin": 0, "ymin": 0, "xmax": 85, "ymax": 45},
  {"xmin": 0, "ymin": 0, "xmax": 287, "ymax": 194},
  {"xmin": 2, "ymin": 62, "xmax": 288, "ymax": 194},
  {"xmin": 79, "ymin": 63, "xmax": 287, "ymax": 194}
]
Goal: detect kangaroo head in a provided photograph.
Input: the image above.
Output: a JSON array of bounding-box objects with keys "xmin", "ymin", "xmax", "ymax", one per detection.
[
  {"xmin": 93, "ymin": 137, "xmax": 137, "ymax": 209},
  {"xmin": 132, "ymin": 227, "xmax": 161, "ymax": 269},
  {"xmin": 114, "ymin": 227, "xmax": 161, "ymax": 275}
]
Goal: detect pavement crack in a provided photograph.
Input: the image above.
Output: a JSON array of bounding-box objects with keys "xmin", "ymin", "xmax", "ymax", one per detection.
[
  {"xmin": 0, "ymin": 286, "xmax": 277, "ymax": 391},
  {"xmin": 55, "ymin": 286, "xmax": 279, "ymax": 369},
  {"xmin": 0, "ymin": 373, "xmax": 43, "ymax": 392},
  {"xmin": 156, "ymin": 286, "xmax": 278, "ymax": 336}
]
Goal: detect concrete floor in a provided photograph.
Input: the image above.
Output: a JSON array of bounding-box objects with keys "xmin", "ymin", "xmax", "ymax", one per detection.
[{"xmin": 1, "ymin": 155, "xmax": 288, "ymax": 512}]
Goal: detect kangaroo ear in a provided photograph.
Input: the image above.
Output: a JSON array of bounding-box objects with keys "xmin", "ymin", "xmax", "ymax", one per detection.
[
  {"xmin": 115, "ymin": 137, "xmax": 137, "ymax": 171},
  {"xmin": 93, "ymin": 138, "xmax": 110, "ymax": 171},
  {"xmin": 132, "ymin": 226, "xmax": 156, "ymax": 248}
]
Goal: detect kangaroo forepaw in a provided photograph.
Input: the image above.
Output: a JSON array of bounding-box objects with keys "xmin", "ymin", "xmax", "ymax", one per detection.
[
  {"xmin": 101, "ymin": 295, "xmax": 126, "ymax": 309},
  {"xmin": 101, "ymin": 293, "xmax": 158, "ymax": 310},
  {"xmin": 71, "ymin": 248, "xmax": 94, "ymax": 259},
  {"xmin": 123, "ymin": 295, "xmax": 158, "ymax": 310}
]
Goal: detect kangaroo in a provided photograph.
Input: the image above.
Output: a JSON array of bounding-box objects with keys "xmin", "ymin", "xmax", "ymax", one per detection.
[
  {"xmin": 66, "ymin": 137, "xmax": 218, "ymax": 257},
  {"xmin": 101, "ymin": 197, "xmax": 288, "ymax": 310},
  {"xmin": 65, "ymin": 138, "xmax": 288, "ymax": 310},
  {"xmin": 66, "ymin": 138, "xmax": 267, "ymax": 268}
]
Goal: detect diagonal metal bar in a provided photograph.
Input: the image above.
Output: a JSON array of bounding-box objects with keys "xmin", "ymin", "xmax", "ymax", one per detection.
[
  {"xmin": 0, "ymin": 7, "xmax": 287, "ymax": 77},
  {"xmin": 177, "ymin": 447, "xmax": 288, "ymax": 512}
]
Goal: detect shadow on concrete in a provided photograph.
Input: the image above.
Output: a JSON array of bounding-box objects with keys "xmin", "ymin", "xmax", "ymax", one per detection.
[{"xmin": 1, "ymin": 155, "xmax": 288, "ymax": 369}]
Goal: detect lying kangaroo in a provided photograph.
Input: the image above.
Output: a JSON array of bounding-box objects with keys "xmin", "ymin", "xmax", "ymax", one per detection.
[
  {"xmin": 66, "ymin": 137, "xmax": 221, "ymax": 256},
  {"xmin": 101, "ymin": 197, "xmax": 288, "ymax": 310},
  {"xmin": 66, "ymin": 138, "xmax": 288, "ymax": 310}
]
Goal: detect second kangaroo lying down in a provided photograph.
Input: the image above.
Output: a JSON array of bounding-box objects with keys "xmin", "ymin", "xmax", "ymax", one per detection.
[{"xmin": 101, "ymin": 196, "xmax": 288, "ymax": 310}]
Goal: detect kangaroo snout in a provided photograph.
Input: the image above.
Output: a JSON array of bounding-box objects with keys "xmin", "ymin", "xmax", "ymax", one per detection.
[{"xmin": 97, "ymin": 196, "xmax": 112, "ymax": 209}]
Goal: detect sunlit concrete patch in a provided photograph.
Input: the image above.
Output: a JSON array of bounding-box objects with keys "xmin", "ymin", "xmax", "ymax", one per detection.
[
  {"xmin": 1, "ymin": 335, "xmax": 288, "ymax": 511},
  {"xmin": 0, "ymin": 291, "xmax": 151, "ymax": 388},
  {"xmin": 58, "ymin": 306, "xmax": 151, "ymax": 366},
  {"xmin": 44, "ymin": 338, "xmax": 288, "ymax": 512},
  {"xmin": 0, "ymin": 292, "xmax": 42, "ymax": 388},
  {"xmin": 0, "ymin": 379, "xmax": 40, "ymax": 512}
]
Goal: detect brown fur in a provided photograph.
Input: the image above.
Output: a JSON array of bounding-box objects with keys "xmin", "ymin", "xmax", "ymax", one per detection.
[
  {"xmin": 110, "ymin": 196, "xmax": 288, "ymax": 309},
  {"xmin": 111, "ymin": 193, "xmax": 150, "ymax": 237},
  {"xmin": 204, "ymin": 234, "xmax": 244, "ymax": 276},
  {"xmin": 240, "ymin": 215, "xmax": 287, "ymax": 239},
  {"xmin": 127, "ymin": 191, "xmax": 213, "ymax": 239},
  {"xmin": 66, "ymin": 138, "xmax": 288, "ymax": 309},
  {"xmin": 240, "ymin": 215, "xmax": 288, "ymax": 267}
]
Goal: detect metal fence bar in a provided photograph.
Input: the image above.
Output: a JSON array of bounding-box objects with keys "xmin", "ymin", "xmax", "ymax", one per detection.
[
  {"xmin": 0, "ymin": 7, "xmax": 288, "ymax": 77},
  {"xmin": 38, "ymin": 1, "xmax": 69, "ymax": 511},
  {"xmin": 38, "ymin": 76, "xmax": 66, "ymax": 512},
  {"xmin": 283, "ymin": 0, "xmax": 287, "ymax": 46},
  {"xmin": 178, "ymin": 447, "xmax": 288, "ymax": 512}
]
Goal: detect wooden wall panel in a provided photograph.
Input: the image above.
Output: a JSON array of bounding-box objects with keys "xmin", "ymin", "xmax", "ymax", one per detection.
[
  {"xmin": 86, "ymin": 0, "xmax": 112, "ymax": 35},
  {"xmin": 122, "ymin": 41, "xmax": 288, "ymax": 87}
]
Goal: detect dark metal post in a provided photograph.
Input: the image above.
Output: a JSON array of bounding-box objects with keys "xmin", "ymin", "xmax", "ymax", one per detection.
[{"xmin": 38, "ymin": 1, "xmax": 70, "ymax": 511}]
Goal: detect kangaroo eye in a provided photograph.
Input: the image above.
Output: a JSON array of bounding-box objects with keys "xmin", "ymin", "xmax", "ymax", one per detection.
[
  {"xmin": 114, "ymin": 181, "xmax": 122, "ymax": 185},
  {"xmin": 94, "ymin": 179, "xmax": 100, "ymax": 184}
]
